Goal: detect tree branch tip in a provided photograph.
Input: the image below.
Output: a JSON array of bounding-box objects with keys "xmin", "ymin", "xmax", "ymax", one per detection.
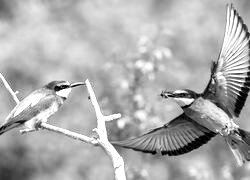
[
  {"xmin": 84, "ymin": 79, "xmax": 90, "ymax": 83},
  {"xmin": 104, "ymin": 113, "xmax": 122, "ymax": 121},
  {"xmin": 91, "ymin": 139, "xmax": 100, "ymax": 146},
  {"xmin": 19, "ymin": 129, "xmax": 36, "ymax": 134},
  {"xmin": 19, "ymin": 130, "xmax": 26, "ymax": 135},
  {"xmin": 92, "ymin": 128, "xmax": 101, "ymax": 138}
]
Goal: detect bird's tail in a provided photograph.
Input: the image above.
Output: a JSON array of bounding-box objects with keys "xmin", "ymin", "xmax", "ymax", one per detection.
[
  {"xmin": 226, "ymin": 128, "xmax": 250, "ymax": 166},
  {"xmin": 0, "ymin": 123, "xmax": 19, "ymax": 135}
]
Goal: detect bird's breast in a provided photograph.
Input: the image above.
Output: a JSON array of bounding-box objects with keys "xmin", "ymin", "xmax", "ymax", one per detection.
[
  {"xmin": 24, "ymin": 101, "xmax": 61, "ymax": 129},
  {"xmin": 184, "ymin": 97, "xmax": 231, "ymax": 133}
]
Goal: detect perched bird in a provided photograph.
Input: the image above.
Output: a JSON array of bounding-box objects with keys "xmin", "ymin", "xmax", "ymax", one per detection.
[
  {"xmin": 0, "ymin": 80, "xmax": 84, "ymax": 135},
  {"xmin": 112, "ymin": 5, "xmax": 250, "ymax": 165}
]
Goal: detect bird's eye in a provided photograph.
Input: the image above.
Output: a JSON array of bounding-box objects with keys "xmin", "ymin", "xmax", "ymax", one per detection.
[
  {"xmin": 54, "ymin": 86, "xmax": 61, "ymax": 91},
  {"xmin": 179, "ymin": 93, "xmax": 186, "ymax": 97},
  {"xmin": 61, "ymin": 85, "xmax": 69, "ymax": 89},
  {"xmin": 54, "ymin": 84, "xmax": 69, "ymax": 91}
]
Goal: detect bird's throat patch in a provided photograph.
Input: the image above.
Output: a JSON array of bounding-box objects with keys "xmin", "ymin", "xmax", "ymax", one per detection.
[
  {"xmin": 174, "ymin": 98, "xmax": 194, "ymax": 107},
  {"xmin": 56, "ymin": 88, "xmax": 72, "ymax": 99}
]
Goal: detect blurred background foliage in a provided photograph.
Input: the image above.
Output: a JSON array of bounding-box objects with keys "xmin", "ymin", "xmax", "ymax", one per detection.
[{"xmin": 0, "ymin": 0, "xmax": 250, "ymax": 179}]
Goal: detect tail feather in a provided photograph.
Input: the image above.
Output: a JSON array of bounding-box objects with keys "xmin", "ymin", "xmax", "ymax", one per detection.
[
  {"xmin": 226, "ymin": 128, "xmax": 250, "ymax": 166},
  {"xmin": 0, "ymin": 123, "xmax": 20, "ymax": 135},
  {"xmin": 238, "ymin": 129, "xmax": 250, "ymax": 144}
]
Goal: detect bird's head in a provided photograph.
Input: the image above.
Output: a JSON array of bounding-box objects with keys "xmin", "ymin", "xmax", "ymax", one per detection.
[
  {"xmin": 45, "ymin": 81, "xmax": 85, "ymax": 99},
  {"xmin": 160, "ymin": 89, "xmax": 199, "ymax": 108}
]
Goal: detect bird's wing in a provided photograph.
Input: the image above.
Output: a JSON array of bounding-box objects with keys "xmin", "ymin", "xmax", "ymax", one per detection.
[
  {"xmin": 4, "ymin": 90, "xmax": 59, "ymax": 125},
  {"xmin": 112, "ymin": 113, "xmax": 216, "ymax": 156},
  {"xmin": 4, "ymin": 89, "xmax": 45, "ymax": 123},
  {"xmin": 203, "ymin": 5, "xmax": 250, "ymax": 117}
]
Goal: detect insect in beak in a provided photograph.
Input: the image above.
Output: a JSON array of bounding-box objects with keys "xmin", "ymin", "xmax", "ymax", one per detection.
[{"xmin": 160, "ymin": 91, "xmax": 174, "ymax": 98}]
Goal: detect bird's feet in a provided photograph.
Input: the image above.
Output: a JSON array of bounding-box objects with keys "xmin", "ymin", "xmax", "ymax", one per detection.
[
  {"xmin": 20, "ymin": 119, "xmax": 44, "ymax": 134},
  {"xmin": 34, "ymin": 120, "xmax": 42, "ymax": 131},
  {"xmin": 220, "ymin": 121, "xmax": 239, "ymax": 136}
]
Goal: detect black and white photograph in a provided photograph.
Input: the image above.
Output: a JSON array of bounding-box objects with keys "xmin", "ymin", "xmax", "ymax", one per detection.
[{"xmin": 0, "ymin": 0, "xmax": 250, "ymax": 180}]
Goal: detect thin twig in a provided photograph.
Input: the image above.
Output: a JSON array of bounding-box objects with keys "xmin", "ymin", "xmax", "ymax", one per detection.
[
  {"xmin": 105, "ymin": 114, "xmax": 122, "ymax": 122},
  {"xmin": 40, "ymin": 123, "xmax": 98, "ymax": 145},
  {"xmin": 0, "ymin": 73, "xmax": 20, "ymax": 104},
  {"xmin": 19, "ymin": 123, "xmax": 99, "ymax": 146}
]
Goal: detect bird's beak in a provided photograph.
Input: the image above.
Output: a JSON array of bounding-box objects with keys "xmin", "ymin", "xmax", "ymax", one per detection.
[
  {"xmin": 70, "ymin": 82, "xmax": 85, "ymax": 88},
  {"xmin": 160, "ymin": 91, "xmax": 174, "ymax": 98}
]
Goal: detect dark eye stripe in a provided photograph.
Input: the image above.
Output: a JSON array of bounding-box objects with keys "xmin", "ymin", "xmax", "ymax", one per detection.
[
  {"xmin": 177, "ymin": 93, "xmax": 186, "ymax": 97},
  {"xmin": 54, "ymin": 84, "xmax": 69, "ymax": 91},
  {"xmin": 175, "ymin": 93, "xmax": 192, "ymax": 98},
  {"xmin": 61, "ymin": 85, "xmax": 69, "ymax": 89}
]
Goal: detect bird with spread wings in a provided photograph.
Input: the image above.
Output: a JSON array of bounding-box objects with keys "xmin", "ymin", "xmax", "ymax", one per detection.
[{"xmin": 112, "ymin": 4, "xmax": 250, "ymax": 165}]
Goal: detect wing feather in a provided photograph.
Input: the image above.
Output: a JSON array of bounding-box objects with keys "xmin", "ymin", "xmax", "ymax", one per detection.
[
  {"xmin": 4, "ymin": 89, "xmax": 45, "ymax": 123},
  {"xmin": 203, "ymin": 5, "xmax": 250, "ymax": 117},
  {"xmin": 3, "ymin": 89, "xmax": 61, "ymax": 126},
  {"xmin": 112, "ymin": 114, "xmax": 216, "ymax": 156}
]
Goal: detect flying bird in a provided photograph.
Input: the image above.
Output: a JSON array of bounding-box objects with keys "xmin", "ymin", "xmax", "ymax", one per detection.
[
  {"xmin": 0, "ymin": 80, "xmax": 84, "ymax": 135},
  {"xmin": 112, "ymin": 4, "xmax": 250, "ymax": 165}
]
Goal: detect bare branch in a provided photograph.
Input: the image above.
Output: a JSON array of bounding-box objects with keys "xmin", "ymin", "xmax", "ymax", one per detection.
[
  {"xmin": 0, "ymin": 73, "xmax": 20, "ymax": 104},
  {"xmin": 85, "ymin": 79, "xmax": 126, "ymax": 180},
  {"xmin": 40, "ymin": 123, "xmax": 99, "ymax": 145},
  {"xmin": 0, "ymin": 74, "xmax": 126, "ymax": 180},
  {"xmin": 105, "ymin": 114, "xmax": 122, "ymax": 122}
]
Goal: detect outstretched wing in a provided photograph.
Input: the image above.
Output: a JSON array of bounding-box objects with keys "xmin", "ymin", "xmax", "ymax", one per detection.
[
  {"xmin": 203, "ymin": 4, "xmax": 250, "ymax": 117},
  {"xmin": 112, "ymin": 114, "xmax": 216, "ymax": 156}
]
